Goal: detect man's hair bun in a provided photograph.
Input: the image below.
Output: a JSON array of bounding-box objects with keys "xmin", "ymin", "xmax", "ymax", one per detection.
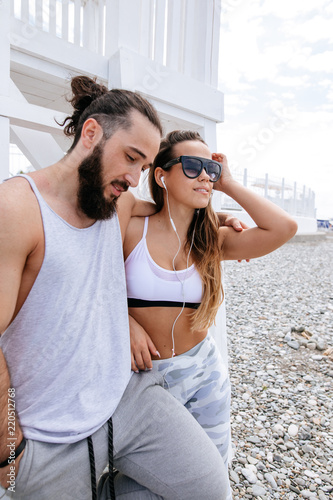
[{"xmin": 62, "ymin": 76, "xmax": 108, "ymax": 137}]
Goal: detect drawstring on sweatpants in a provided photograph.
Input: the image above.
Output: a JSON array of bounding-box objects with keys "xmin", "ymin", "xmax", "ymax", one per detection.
[
  {"xmin": 88, "ymin": 417, "xmax": 115, "ymax": 500},
  {"xmin": 87, "ymin": 436, "xmax": 97, "ymax": 500},
  {"xmin": 107, "ymin": 418, "xmax": 116, "ymax": 499}
]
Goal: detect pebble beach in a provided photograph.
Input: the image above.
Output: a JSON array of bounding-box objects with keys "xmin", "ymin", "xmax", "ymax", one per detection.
[{"xmin": 224, "ymin": 235, "xmax": 333, "ymax": 500}]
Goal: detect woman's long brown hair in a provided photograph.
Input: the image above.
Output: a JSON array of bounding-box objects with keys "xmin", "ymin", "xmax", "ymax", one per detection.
[{"xmin": 148, "ymin": 130, "xmax": 223, "ymax": 331}]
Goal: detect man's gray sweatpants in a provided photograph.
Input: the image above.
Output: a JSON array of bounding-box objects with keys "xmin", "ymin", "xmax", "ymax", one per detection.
[{"xmin": 1, "ymin": 369, "xmax": 229, "ymax": 499}]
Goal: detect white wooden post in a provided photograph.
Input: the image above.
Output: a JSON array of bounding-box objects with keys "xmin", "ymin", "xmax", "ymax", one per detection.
[
  {"xmin": 21, "ymin": 0, "xmax": 30, "ymax": 21},
  {"xmin": 193, "ymin": 0, "xmax": 211, "ymax": 83},
  {"xmin": 74, "ymin": 0, "xmax": 81, "ymax": 46},
  {"xmin": 153, "ymin": 0, "xmax": 166, "ymax": 64},
  {"xmin": 105, "ymin": 0, "xmax": 142, "ymax": 59},
  {"xmin": 264, "ymin": 173, "xmax": 269, "ymax": 198},
  {"xmin": 82, "ymin": 0, "xmax": 98, "ymax": 52},
  {"xmin": 210, "ymin": 0, "xmax": 222, "ymax": 87},
  {"xmin": 166, "ymin": 0, "xmax": 183, "ymax": 71},
  {"xmin": 243, "ymin": 167, "xmax": 248, "ymax": 187},
  {"xmin": 61, "ymin": 0, "xmax": 69, "ymax": 41},
  {"xmin": 0, "ymin": 0, "xmax": 10, "ymax": 181},
  {"xmin": 49, "ymin": 0, "xmax": 57, "ymax": 37},
  {"xmin": 97, "ymin": 0, "xmax": 105, "ymax": 55},
  {"xmin": 302, "ymin": 185, "xmax": 306, "ymax": 216},
  {"xmin": 140, "ymin": 0, "xmax": 154, "ymax": 59},
  {"xmin": 293, "ymin": 181, "xmax": 297, "ymax": 215},
  {"xmin": 36, "ymin": 0, "xmax": 43, "ymax": 30},
  {"xmin": 182, "ymin": 0, "xmax": 196, "ymax": 77},
  {"xmin": 201, "ymin": 119, "xmax": 228, "ymax": 366},
  {"xmin": 312, "ymin": 191, "xmax": 316, "ymax": 218}
]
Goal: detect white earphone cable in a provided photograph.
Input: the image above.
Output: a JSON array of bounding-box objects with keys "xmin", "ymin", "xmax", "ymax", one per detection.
[{"xmin": 163, "ymin": 179, "xmax": 197, "ymax": 357}]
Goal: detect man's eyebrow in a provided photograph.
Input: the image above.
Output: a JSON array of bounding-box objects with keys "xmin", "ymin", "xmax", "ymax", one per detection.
[
  {"xmin": 129, "ymin": 146, "xmax": 146, "ymax": 160},
  {"xmin": 129, "ymin": 146, "xmax": 153, "ymax": 168}
]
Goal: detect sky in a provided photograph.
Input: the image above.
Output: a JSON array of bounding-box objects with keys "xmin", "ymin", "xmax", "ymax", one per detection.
[{"xmin": 216, "ymin": 0, "xmax": 333, "ymax": 219}]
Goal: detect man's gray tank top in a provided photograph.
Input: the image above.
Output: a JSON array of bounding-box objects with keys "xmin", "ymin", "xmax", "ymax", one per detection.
[{"xmin": 0, "ymin": 175, "xmax": 131, "ymax": 444}]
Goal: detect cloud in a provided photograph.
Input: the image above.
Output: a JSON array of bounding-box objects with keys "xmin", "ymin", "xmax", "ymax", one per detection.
[
  {"xmin": 284, "ymin": 14, "xmax": 333, "ymax": 43},
  {"xmin": 223, "ymin": 93, "xmax": 254, "ymax": 117},
  {"xmin": 273, "ymin": 75, "xmax": 310, "ymax": 87},
  {"xmin": 289, "ymin": 51, "xmax": 333, "ymax": 73},
  {"xmin": 258, "ymin": 0, "xmax": 330, "ymax": 19}
]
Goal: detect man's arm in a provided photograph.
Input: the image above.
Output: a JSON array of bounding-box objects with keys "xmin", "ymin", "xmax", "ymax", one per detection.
[
  {"xmin": 0, "ymin": 350, "xmax": 24, "ymax": 456},
  {"xmin": 0, "ymin": 183, "xmax": 36, "ymax": 483},
  {"xmin": 117, "ymin": 191, "xmax": 156, "ymax": 242}
]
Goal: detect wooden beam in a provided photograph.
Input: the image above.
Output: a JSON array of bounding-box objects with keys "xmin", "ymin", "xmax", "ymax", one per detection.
[
  {"xmin": 109, "ymin": 47, "xmax": 224, "ymax": 122},
  {"xmin": 10, "ymin": 17, "xmax": 108, "ymax": 79},
  {"xmin": 0, "ymin": 0, "xmax": 11, "ymax": 179},
  {"xmin": 8, "ymin": 79, "xmax": 65, "ymax": 170},
  {"xmin": 11, "ymin": 125, "xmax": 64, "ymax": 171},
  {"xmin": 0, "ymin": 96, "xmax": 66, "ymax": 135},
  {"xmin": 0, "ymin": 117, "xmax": 10, "ymax": 181}
]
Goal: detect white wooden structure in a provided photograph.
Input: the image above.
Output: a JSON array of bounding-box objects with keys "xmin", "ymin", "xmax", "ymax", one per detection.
[{"xmin": 1, "ymin": 0, "xmax": 224, "ymax": 181}]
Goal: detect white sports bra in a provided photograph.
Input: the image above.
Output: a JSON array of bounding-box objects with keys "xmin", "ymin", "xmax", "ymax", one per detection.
[{"xmin": 125, "ymin": 217, "xmax": 203, "ymax": 309}]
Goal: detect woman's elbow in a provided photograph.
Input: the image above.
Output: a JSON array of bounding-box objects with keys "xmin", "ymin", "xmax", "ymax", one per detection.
[{"xmin": 284, "ymin": 217, "xmax": 298, "ymax": 240}]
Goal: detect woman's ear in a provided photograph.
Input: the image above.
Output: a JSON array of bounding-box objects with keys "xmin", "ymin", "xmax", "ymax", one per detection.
[{"xmin": 155, "ymin": 167, "xmax": 165, "ymax": 189}]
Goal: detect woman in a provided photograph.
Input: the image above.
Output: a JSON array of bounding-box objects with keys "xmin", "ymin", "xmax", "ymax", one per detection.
[{"xmin": 123, "ymin": 130, "xmax": 297, "ymax": 495}]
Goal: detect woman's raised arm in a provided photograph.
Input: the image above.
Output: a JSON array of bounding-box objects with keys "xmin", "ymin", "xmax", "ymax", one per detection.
[{"xmin": 212, "ymin": 153, "xmax": 298, "ymax": 261}]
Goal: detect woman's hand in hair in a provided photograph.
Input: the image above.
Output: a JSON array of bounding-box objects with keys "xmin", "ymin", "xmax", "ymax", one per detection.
[
  {"xmin": 211, "ymin": 153, "xmax": 234, "ymax": 193},
  {"xmin": 128, "ymin": 315, "xmax": 160, "ymax": 372}
]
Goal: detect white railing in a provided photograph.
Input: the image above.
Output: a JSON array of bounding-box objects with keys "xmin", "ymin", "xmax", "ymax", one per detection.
[
  {"xmin": 219, "ymin": 169, "xmax": 316, "ymax": 218},
  {"xmin": 11, "ymin": 0, "xmax": 221, "ymax": 86}
]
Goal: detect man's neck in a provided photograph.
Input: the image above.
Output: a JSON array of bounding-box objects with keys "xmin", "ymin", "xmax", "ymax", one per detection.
[{"xmin": 29, "ymin": 160, "xmax": 96, "ymax": 229}]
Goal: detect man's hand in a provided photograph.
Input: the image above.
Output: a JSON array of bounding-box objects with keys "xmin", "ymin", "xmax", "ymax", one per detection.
[
  {"xmin": 129, "ymin": 316, "xmax": 160, "ymax": 372},
  {"xmin": 217, "ymin": 213, "xmax": 249, "ymax": 232},
  {"xmin": 217, "ymin": 213, "xmax": 250, "ymax": 262},
  {"xmin": 0, "ymin": 349, "xmax": 24, "ymax": 488}
]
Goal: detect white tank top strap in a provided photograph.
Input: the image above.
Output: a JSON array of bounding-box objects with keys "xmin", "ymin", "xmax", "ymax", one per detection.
[{"xmin": 142, "ymin": 216, "xmax": 149, "ymax": 239}]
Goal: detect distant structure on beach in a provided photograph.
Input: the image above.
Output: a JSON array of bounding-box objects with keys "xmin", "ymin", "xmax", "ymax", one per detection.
[{"xmin": 317, "ymin": 219, "xmax": 333, "ymax": 231}]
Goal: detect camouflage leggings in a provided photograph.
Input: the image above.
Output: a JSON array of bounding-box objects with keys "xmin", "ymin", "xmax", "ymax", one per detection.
[{"xmin": 152, "ymin": 334, "xmax": 232, "ymax": 473}]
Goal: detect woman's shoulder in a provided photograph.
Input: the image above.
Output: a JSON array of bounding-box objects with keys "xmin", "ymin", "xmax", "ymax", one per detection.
[{"xmin": 123, "ymin": 216, "xmax": 147, "ymax": 259}]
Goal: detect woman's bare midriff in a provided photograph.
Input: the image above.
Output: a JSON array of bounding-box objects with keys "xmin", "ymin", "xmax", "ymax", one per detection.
[{"xmin": 129, "ymin": 306, "xmax": 207, "ymax": 359}]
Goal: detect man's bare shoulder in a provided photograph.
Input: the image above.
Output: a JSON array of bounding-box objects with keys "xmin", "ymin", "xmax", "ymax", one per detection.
[
  {"xmin": 0, "ymin": 177, "xmax": 41, "ymax": 248},
  {"xmin": 0, "ymin": 176, "xmax": 36, "ymax": 210}
]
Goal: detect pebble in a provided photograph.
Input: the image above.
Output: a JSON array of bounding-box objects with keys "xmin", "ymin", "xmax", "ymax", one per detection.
[
  {"xmin": 252, "ymin": 484, "xmax": 267, "ymax": 496},
  {"xmin": 241, "ymin": 468, "xmax": 257, "ymax": 484},
  {"xmin": 264, "ymin": 472, "xmax": 278, "ymax": 489},
  {"xmin": 224, "ymin": 239, "xmax": 333, "ymax": 500},
  {"xmin": 288, "ymin": 424, "xmax": 299, "ymax": 437}
]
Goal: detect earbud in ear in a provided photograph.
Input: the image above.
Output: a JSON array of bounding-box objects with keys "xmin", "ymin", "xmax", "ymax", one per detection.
[{"xmin": 161, "ymin": 176, "xmax": 166, "ymax": 189}]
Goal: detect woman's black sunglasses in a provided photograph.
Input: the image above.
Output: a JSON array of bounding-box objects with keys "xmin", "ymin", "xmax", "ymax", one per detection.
[{"xmin": 161, "ymin": 155, "xmax": 222, "ymax": 182}]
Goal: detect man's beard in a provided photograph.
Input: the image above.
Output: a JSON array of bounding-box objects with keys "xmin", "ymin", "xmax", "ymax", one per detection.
[{"xmin": 77, "ymin": 142, "xmax": 127, "ymax": 220}]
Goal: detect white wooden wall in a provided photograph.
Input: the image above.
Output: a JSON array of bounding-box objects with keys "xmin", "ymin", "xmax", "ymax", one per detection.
[{"xmin": 11, "ymin": 0, "xmax": 221, "ymax": 86}]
